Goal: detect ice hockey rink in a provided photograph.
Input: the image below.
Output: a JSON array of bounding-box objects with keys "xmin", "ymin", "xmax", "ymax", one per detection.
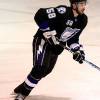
[{"xmin": 0, "ymin": 0, "xmax": 100, "ymax": 100}]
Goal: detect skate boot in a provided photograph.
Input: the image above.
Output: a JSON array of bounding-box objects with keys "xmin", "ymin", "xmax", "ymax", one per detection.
[{"xmin": 13, "ymin": 82, "xmax": 32, "ymax": 100}]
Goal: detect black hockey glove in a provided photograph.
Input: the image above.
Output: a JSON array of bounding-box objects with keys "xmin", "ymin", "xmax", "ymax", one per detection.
[
  {"xmin": 73, "ymin": 50, "xmax": 85, "ymax": 64},
  {"xmin": 70, "ymin": 43, "xmax": 85, "ymax": 64}
]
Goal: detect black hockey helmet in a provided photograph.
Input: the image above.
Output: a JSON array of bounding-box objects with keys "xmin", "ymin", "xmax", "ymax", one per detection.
[{"xmin": 69, "ymin": 0, "xmax": 87, "ymax": 4}]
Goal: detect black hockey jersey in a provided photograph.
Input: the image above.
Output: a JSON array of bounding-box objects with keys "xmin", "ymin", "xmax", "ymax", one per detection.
[{"xmin": 34, "ymin": 5, "xmax": 88, "ymax": 54}]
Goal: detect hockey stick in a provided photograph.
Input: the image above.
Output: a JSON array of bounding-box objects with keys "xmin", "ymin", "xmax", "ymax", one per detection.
[
  {"xmin": 47, "ymin": 35, "xmax": 100, "ymax": 71},
  {"xmin": 59, "ymin": 42, "xmax": 100, "ymax": 71}
]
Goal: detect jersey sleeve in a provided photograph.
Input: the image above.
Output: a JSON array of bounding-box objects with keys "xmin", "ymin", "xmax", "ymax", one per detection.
[
  {"xmin": 34, "ymin": 7, "xmax": 59, "ymax": 31},
  {"xmin": 34, "ymin": 8, "xmax": 50, "ymax": 31},
  {"xmin": 67, "ymin": 15, "xmax": 88, "ymax": 47},
  {"xmin": 81, "ymin": 14, "xmax": 88, "ymax": 30},
  {"xmin": 34, "ymin": 5, "xmax": 67, "ymax": 31}
]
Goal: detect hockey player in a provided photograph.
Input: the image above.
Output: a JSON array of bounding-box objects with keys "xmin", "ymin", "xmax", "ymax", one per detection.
[{"xmin": 13, "ymin": 0, "xmax": 88, "ymax": 99}]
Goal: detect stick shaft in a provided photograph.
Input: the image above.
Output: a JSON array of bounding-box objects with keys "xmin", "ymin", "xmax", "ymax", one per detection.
[
  {"xmin": 84, "ymin": 59, "xmax": 100, "ymax": 71},
  {"xmin": 59, "ymin": 43, "xmax": 100, "ymax": 71}
]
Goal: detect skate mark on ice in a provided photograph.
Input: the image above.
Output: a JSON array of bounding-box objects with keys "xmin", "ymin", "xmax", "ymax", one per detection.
[{"xmin": 26, "ymin": 95, "xmax": 71, "ymax": 100}]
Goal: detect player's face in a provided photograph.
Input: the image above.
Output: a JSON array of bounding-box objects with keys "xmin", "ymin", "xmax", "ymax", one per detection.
[{"xmin": 76, "ymin": 1, "xmax": 86, "ymax": 14}]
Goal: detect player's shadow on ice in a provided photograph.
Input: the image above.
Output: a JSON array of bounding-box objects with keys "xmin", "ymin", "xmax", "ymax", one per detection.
[{"xmin": 26, "ymin": 95, "xmax": 71, "ymax": 100}]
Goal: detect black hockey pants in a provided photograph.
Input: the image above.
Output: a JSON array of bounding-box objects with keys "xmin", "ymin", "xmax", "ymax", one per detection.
[{"xmin": 30, "ymin": 36, "xmax": 58, "ymax": 79}]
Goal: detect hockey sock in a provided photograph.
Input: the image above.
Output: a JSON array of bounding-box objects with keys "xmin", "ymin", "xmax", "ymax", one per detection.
[{"xmin": 24, "ymin": 74, "xmax": 40, "ymax": 95}]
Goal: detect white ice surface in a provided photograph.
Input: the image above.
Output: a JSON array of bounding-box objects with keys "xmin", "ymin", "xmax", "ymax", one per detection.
[{"xmin": 0, "ymin": 0, "xmax": 100, "ymax": 100}]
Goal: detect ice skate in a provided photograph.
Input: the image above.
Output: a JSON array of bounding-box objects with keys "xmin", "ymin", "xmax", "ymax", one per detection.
[{"xmin": 13, "ymin": 82, "xmax": 30, "ymax": 100}]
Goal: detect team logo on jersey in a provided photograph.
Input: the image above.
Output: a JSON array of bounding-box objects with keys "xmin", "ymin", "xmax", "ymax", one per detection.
[
  {"xmin": 57, "ymin": 7, "xmax": 66, "ymax": 14},
  {"xmin": 60, "ymin": 27, "xmax": 80, "ymax": 42}
]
